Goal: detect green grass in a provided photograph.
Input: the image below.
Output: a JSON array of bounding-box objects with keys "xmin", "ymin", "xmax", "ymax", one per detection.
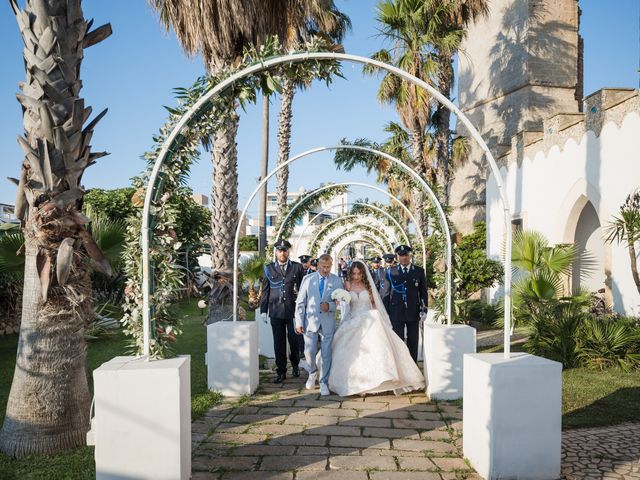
[
  {"xmin": 479, "ymin": 341, "xmax": 640, "ymax": 430},
  {"xmin": 0, "ymin": 298, "xmax": 228, "ymax": 479}
]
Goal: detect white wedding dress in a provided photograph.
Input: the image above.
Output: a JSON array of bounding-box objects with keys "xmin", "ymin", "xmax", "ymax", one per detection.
[{"xmin": 328, "ymin": 287, "xmax": 426, "ymax": 397}]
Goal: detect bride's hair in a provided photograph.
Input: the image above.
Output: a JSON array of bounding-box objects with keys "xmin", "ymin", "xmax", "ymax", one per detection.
[{"xmin": 347, "ymin": 261, "xmax": 374, "ymax": 305}]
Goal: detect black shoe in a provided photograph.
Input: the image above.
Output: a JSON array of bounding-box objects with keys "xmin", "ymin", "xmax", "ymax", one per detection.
[
  {"xmin": 292, "ymin": 366, "xmax": 300, "ymax": 377},
  {"xmin": 273, "ymin": 373, "xmax": 286, "ymax": 384}
]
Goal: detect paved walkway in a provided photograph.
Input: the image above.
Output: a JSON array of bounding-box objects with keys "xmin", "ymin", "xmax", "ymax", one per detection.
[
  {"xmin": 191, "ymin": 369, "xmax": 477, "ymax": 480},
  {"xmin": 561, "ymin": 423, "xmax": 640, "ymax": 479},
  {"xmin": 192, "ymin": 368, "xmax": 640, "ymax": 479}
]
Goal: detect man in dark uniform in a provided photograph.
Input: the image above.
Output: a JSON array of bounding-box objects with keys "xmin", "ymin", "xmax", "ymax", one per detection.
[
  {"xmin": 260, "ymin": 239, "xmax": 305, "ymax": 383},
  {"xmin": 309, "ymin": 258, "xmax": 318, "ymax": 273},
  {"xmin": 299, "ymin": 255, "xmax": 313, "ymax": 275},
  {"xmin": 382, "ymin": 245, "xmax": 428, "ymax": 362},
  {"xmin": 369, "ymin": 256, "xmax": 383, "ymax": 290}
]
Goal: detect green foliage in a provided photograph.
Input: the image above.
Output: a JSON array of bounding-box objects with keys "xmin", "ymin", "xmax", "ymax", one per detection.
[
  {"xmin": 455, "ymin": 222, "xmax": 503, "ymax": 299},
  {"xmin": 606, "ymin": 189, "xmax": 640, "ymax": 294},
  {"xmin": 578, "ymin": 317, "xmax": 640, "ymax": 371},
  {"xmin": 83, "ymin": 188, "xmax": 136, "ymax": 222},
  {"xmin": 0, "ymin": 231, "xmax": 25, "ymax": 277},
  {"xmin": 239, "ymin": 235, "xmax": 258, "ymax": 251},
  {"xmin": 122, "ymin": 37, "xmax": 342, "ymax": 358},
  {"xmin": 456, "ymin": 299, "xmax": 501, "ymax": 325},
  {"xmin": 523, "ymin": 298, "xmax": 586, "ymax": 368}
]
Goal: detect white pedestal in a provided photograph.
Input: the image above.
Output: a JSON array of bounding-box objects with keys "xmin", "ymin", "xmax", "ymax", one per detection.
[
  {"xmin": 463, "ymin": 353, "xmax": 562, "ymax": 480},
  {"xmin": 256, "ymin": 309, "xmax": 275, "ymax": 358},
  {"xmin": 93, "ymin": 356, "xmax": 191, "ymax": 480},
  {"xmin": 423, "ymin": 324, "xmax": 476, "ymax": 400},
  {"xmin": 206, "ymin": 321, "xmax": 259, "ymax": 396}
]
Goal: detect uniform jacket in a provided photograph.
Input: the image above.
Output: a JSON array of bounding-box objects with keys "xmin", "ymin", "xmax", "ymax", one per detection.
[
  {"xmin": 260, "ymin": 260, "xmax": 305, "ymax": 319},
  {"xmin": 382, "ymin": 264, "xmax": 428, "ymax": 323}
]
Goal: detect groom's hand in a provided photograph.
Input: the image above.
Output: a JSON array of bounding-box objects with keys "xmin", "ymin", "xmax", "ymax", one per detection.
[
  {"xmin": 320, "ymin": 302, "xmax": 329, "ymax": 313},
  {"xmin": 295, "ymin": 326, "xmax": 304, "ymax": 334}
]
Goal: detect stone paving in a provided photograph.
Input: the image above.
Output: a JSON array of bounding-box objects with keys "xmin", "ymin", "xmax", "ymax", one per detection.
[
  {"xmin": 191, "ymin": 368, "xmax": 478, "ymax": 480},
  {"xmin": 561, "ymin": 423, "xmax": 640, "ymax": 480},
  {"xmin": 192, "ymin": 367, "xmax": 640, "ymax": 479}
]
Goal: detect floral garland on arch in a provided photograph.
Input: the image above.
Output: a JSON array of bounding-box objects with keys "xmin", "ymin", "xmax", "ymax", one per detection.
[
  {"xmin": 121, "ymin": 37, "xmax": 343, "ymax": 358},
  {"xmin": 310, "ymin": 216, "xmax": 394, "ymax": 257}
]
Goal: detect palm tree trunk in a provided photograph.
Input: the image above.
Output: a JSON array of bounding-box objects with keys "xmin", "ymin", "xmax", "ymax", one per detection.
[
  {"xmin": 258, "ymin": 94, "xmax": 269, "ymax": 252},
  {"xmin": 0, "ymin": 219, "xmax": 92, "ymax": 456},
  {"xmin": 0, "ymin": 0, "xmax": 110, "ymax": 456},
  {"xmin": 410, "ymin": 123, "xmax": 429, "ymax": 236},
  {"xmin": 626, "ymin": 233, "xmax": 640, "ymax": 294},
  {"xmin": 210, "ymin": 106, "xmax": 240, "ymax": 272},
  {"xmin": 436, "ymin": 52, "xmax": 454, "ymax": 206},
  {"xmin": 276, "ymin": 78, "xmax": 295, "ymax": 216}
]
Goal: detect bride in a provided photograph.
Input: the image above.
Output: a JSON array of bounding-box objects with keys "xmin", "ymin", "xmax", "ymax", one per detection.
[{"xmin": 328, "ymin": 260, "xmax": 425, "ymax": 396}]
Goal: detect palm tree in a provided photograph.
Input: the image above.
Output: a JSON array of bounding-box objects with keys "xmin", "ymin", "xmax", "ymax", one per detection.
[
  {"xmin": 275, "ymin": 1, "xmax": 351, "ymax": 214},
  {"xmin": 431, "ymin": 0, "xmax": 489, "ymax": 205},
  {"xmin": 239, "ymin": 254, "xmax": 266, "ymax": 309},
  {"xmin": 605, "ymin": 190, "xmax": 640, "ymax": 294},
  {"xmin": 0, "ymin": 0, "xmax": 112, "ymax": 456},
  {"xmin": 366, "ymin": 0, "xmax": 444, "ymax": 233},
  {"xmin": 149, "ymin": 0, "xmax": 291, "ymax": 273}
]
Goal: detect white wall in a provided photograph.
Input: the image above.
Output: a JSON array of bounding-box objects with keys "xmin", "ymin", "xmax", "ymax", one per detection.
[{"xmin": 486, "ymin": 111, "xmax": 640, "ymax": 315}]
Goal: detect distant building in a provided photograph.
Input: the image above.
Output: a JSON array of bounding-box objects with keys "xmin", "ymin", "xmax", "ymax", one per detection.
[
  {"xmin": 0, "ymin": 204, "xmax": 19, "ymax": 224},
  {"xmin": 192, "ymin": 193, "xmax": 208, "ymax": 207},
  {"xmin": 245, "ymin": 187, "xmax": 349, "ymax": 256}
]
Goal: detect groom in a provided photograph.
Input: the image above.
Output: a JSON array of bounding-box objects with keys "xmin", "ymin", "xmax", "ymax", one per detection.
[{"xmin": 294, "ymin": 254, "xmax": 342, "ymax": 396}]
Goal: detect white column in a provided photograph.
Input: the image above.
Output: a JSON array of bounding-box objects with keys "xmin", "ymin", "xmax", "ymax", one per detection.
[
  {"xmin": 93, "ymin": 356, "xmax": 191, "ymax": 480},
  {"xmin": 463, "ymin": 353, "xmax": 562, "ymax": 479}
]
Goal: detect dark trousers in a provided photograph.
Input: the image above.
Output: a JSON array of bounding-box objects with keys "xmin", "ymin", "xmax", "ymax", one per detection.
[
  {"xmin": 270, "ymin": 317, "xmax": 300, "ymax": 374},
  {"xmin": 391, "ymin": 321, "xmax": 420, "ymax": 362}
]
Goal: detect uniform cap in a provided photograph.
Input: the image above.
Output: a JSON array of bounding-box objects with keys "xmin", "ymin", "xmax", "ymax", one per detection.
[
  {"xmin": 274, "ymin": 239, "xmax": 292, "ymax": 251},
  {"xmin": 395, "ymin": 245, "xmax": 412, "ymax": 255}
]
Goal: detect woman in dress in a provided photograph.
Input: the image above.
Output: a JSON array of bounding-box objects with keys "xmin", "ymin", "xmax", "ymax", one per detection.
[{"xmin": 328, "ymin": 260, "xmax": 425, "ymax": 397}]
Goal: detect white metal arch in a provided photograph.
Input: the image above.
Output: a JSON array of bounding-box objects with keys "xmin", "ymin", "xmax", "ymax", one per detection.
[
  {"xmin": 275, "ymin": 181, "xmax": 427, "ymax": 270},
  {"xmin": 311, "ymin": 215, "xmax": 395, "ymax": 255},
  {"xmin": 142, "ymin": 52, "xmax": 513, "ymax": 358},
  {"xmin": 332, "ymin": 234, "xmax": 386, "ymax": 261},
  {"xmin": 331, "ymin": 232, "xmax": 386, "ymax": 258},
  {"xmin": 294, "ymin": 202, "xmax": 410, "ymax": 256}
]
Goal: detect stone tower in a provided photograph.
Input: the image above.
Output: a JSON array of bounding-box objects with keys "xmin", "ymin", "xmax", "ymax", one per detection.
[{"xmin": 450, "ymin": 0, "xmax": 583, "ymax": 233}]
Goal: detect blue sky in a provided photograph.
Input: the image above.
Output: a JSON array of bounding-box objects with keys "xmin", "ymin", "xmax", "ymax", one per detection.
[{"xmin": 1, "ymin": 0, "xmax": 638, "ymax": 215}]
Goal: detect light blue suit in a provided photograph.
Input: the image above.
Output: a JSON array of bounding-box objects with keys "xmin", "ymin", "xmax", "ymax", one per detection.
[{"xmin": 294, "ymin": 271, "xmax": 342, "ymax": 385}]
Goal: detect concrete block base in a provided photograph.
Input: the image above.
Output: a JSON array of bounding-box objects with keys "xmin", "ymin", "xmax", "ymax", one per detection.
[
  {"xmin": 93, "ymin": 356, "xmax": 191, "ymax": 480},
  {"xmin": 463, "ymin": 353, "xmax": 562, "ymax": 479},
  {"xmin": 423, "ymin": 324, "xmax": 476, "ymax": 400},
  {"xmin": 256, "ymin": 309, "xmax": 275, "ymax": 358},
  {"xmin": 207, "ymin": 320, "xmax": 259, "ymax": 396}
]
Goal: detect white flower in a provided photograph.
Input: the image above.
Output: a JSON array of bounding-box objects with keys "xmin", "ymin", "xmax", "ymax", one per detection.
[{"xmin": 331, "ymin": 288, "xmax": 351, "ymax": 304}]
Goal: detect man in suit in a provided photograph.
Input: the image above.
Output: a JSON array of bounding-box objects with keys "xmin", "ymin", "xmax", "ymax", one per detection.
[
  {"xmin": 294, "ymin": 254, "xmax": 342, "ymax": 396},
  {"xmin": 378, "ymin": 253, "xmax": 396, "ymax": 298},
  {"xmin": 369, "ymin": 256, "xmax": 383, "ymax": 290},
  {"xmin": 260, "ymin": 239, "xmax": 305, "ymax": 383},
  {"xmin": 382, "ymin": 245, "xmax": 428, "ymax": 362}
]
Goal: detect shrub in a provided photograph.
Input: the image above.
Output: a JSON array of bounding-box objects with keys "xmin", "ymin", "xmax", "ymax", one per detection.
[
  {"xmin": 523, "ymin": 298, "xmax": 585, "ymax": 368},
  {"xmin": 457, "ymin": 299, "xmax": 501, "ymax": 325},
  {"xmin": 578, "ymin": 317, "xmax": 640, "ymax": 371},
  {"xmin": 239, "ymin": 235, "xmax": 258, "ymax": 251}
]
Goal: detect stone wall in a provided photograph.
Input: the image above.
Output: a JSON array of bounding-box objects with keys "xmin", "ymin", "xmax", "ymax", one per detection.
[
  {"xmin": 485, "ymin": 88, "xmax": 640, "ymax": 315},
  {"xmin": 451, "ymin": 0, "xmax": 582, "ymax": 233}
]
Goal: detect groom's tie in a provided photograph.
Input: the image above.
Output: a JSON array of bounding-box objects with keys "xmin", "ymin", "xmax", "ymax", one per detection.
[{"xmin": 319, "ymin": 275, "xmax": 325, "ymax": 298}]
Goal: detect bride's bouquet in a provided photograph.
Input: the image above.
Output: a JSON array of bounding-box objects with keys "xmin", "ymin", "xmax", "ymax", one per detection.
[
  {"xmin": 331, "ymin": 288, "xmax": 351, "ymax": 304},
  {"xmin": 331, "ymin": 288, "xmax": 351, "ymax": 322}
]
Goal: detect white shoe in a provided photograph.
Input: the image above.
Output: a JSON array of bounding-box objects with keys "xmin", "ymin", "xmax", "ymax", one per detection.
[
  {"xmin": 306, "ymin": 371, "xmax": 318, "ymax": 390},
  {"xmin": 320, "ymin": 383, "xmax": 330, "ymax": 396}
]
